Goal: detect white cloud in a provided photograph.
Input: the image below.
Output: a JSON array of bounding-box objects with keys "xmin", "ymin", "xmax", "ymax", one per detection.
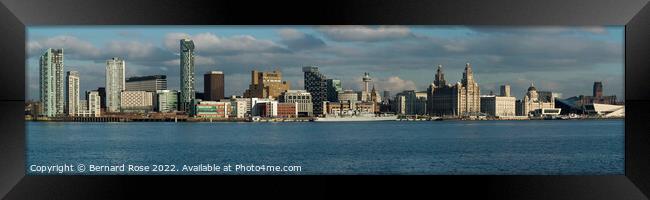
[
  {"xmin": 375, "ymin": 76, "xmax": 418, "ymax": 93},
  {"xmin": 318, "ymin": 26, "xmax": 413, "ymax": 42},
  {"xmin": 196, "ymin": 55, "xmax": 217, "ymax": 66},
  {"xmin": 277, "ymin": 28, "xmax": 326, "ymax": 50},
  {"xmin": 28, "ymin": 35, "xmax": 101, "ymax": 58},
  {"xmin": 105, "ymin": 41, "xmax": 157, "ymax": 58},
  {"xmin": 164, "ymin": 32, "xmax": 286, "ymax": 54}
]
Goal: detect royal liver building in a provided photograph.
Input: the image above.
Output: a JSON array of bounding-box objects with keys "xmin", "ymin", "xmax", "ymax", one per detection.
[{"xmin": 427, "ymin": 63, "xmax": 481, "ymax": 117}]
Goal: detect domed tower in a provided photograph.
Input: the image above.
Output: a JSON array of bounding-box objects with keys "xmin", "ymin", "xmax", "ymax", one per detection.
[
  {"xmin": 526, "ymin": 82, "xmax": 538, "ymax": 101},
  {"xmin": 362, "ymin": 72, "xmax": 372, "ymax": 93}
]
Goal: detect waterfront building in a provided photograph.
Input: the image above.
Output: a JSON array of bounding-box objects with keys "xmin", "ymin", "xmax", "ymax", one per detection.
[
  {"xmin": 395, "ymin": 90, "xmax": 427, "ymax": 115},
  {"xmin": 500, "ymin": 84, "xmax": 511, "ymax": 97},
  {"xmin": 227, "ymin": 96, "xmax": 252, "ymax": 117},
  {"xmin": 326, "ymin": 79, "xmax": 342, "ymax": 102},
  {"xmin": 125, "ymin": 75, "xmax": 167, "ymax": 92},
  {"xmin": 517, "ymin": 83, "xmax": 555, "ymax": 116},
  {"xmin": 243, "ymin": 70, "xmax": 290, "ymax": 100},
  {"xmin": 380, "ymin": 90, "xmax": 392, "ymax": 113},
  {"xmin": 119, "ymin": 91, "xmax": 154, "ymax": 113},
  {"xmin": 66, "ymin": 71, "xmax": 80, "ymax": 116},
  {"xmin": 75, "ymin": 100, "xmax": 89, "ymax": 117},
  {"xmin": 204, "ymin": 71, "xmax": 225, "ymax": 101},
  {"xmin": 427, "ymin": 63, "xmax": 481, "ymax": 117},
  {"xmin": 531, "ymin": 108, "xmax": 562, "ymax": 118},
  {"xmin": 179, "ymin": 38, "xmax": 196, "ymax": 114},
  {"xmin": 323, "ymin": 101, "xmax": 354, "ymax": 116},
  {"xmin": 97, "ymin": 87, "xmax": 106, "ymax": 109},
  {"xmin": 255, "ymin": 101, "xmax": 279, "ymax": 118},
  {"xmin": 195, "ymin": 101, "xmax": 230, "ymax": 118},
  {"xmin": 106, "ymin": 57, "xmax": 126, "ymax": 113},
  {"xmin": 303, "ymin": 66, "xmax": 328, "ymax": 116},
  {"xmin": 156, "ymin": 90, "xmax": 178, "ymax": 112},
  {"xmin": 458, "ymin": 63, "xmax": 481, "ymax": 115},
  {"xmin": 251, "ymin": 98, "xmax": 277, "ymax": 117},
  {"xmin": 383, "ymin": 91, "xmax": 391, "ymax": 102},
  {"xmin": 356, "ymin": 101, "xmax": 376, "ymax": 114},
  {"xmin": 86, "ymin": 90, "xmax": 101, "ymax": 117},
  {"xmin": 480, "ymin": 94, "xmax": 516, "ymax": 117},
  {"xmin": 338, "ymin": 90, "xmax": 359, "ymax": 103},
  {"xmin": 25, "ymin": 101, "xmax": 43, "ymax": 118},
  {"xmin": 229, "ymin": 99, "xmax": 248, "ymax": 118},
  {"xmin": 280, "ymin": 90, "xmax": 313, "ymax": 117},
  {"xmin": 39, "ymin": 48, "xmax": 65, "ymax": 117},
  {"xmin": 323, "ymin": 101, "xmax": 375, "ymax": 116},
  {"xmin": 394, "ymin": 95, "xmax": 407, "ymax": 115},
  {"xmin": 277, "ymin": 102, "xmax": 298, "ymax": 118},
  {"xmin": 583, "ymin": 103, "xmax": 624, "ymax": 118}
]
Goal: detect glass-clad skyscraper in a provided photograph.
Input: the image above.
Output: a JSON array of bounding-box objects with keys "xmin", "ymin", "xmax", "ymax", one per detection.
[
  {"xmin": 39, "ymin": 48, "xmax": 65, "ymax": 117},
  {"xmin": 303, "ymin": 66, "xmax": 328, "ymax": 116},
  {"xmin": 179, "ymin": 38, "xmax": 196, "ymax": 114},
  {"xmin": 326, "ymin": 79, "xmax": 341, "ymax": 102},
  {"xmin": 106, "ymin": 57, "xmax": 125, "ymax": 113}
]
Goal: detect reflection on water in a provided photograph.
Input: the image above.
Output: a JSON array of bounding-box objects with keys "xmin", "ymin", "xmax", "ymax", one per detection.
[{"xmin": 26, "ymin": 120, "xmax": 624, "ymax": 175}]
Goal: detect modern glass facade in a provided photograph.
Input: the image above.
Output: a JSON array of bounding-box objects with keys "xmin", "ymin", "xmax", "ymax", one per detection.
[
  {"xmin": 106, "ymin": 57, "xmax": 125, "ymax": 113},
  {"xmin": 179, "ymin": 39, "xmax": 195, "ymax": 114},
  {"xmin": 125, "ymin": 75, "xmax": 167, "ymax": 92},
  {"xmin": 326, "ymin": 79, "xmax": 341, "ymax": 102},
  {"xmin": 39, "ymin": 48, "xmax": 65, "ymax": 117},
  {"xmin": 157, "ymin": 90, "xmax": 178, "ymax": 112},
  {"xmin": 303, "ymin": 66, "xmax": 328, "ymax": 116}
]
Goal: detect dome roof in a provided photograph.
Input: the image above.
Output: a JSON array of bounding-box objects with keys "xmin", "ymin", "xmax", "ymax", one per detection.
[
  {"xmin": 527, "ymin": 86, "xmax": 537, "ymax": 92},
  {"xmin": 527, "ymin": 82, "xmax": 537, "ymax": 92}
]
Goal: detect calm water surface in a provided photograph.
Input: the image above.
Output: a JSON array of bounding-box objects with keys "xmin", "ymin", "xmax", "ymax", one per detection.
[{"xmin": 26, "ymin": 120, "xmax": 624, "ymax": 175}]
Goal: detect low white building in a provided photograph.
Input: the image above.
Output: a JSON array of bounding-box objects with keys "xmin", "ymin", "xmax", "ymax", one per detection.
[
  {"xmin": 229, "ymin": 99, "xmax": 248, "ymax": 118},
  {"xmin": 76, "ymin": 91, "xmax": 101, "ymax": 117},
  {"xmin": 156, "ymin": 90, "xmax": 178, "ymax": 113},
  {"xmin": 281, "ymin": 90, "xmax": 313, "ymax": 117},
  {"xmin": 251, "ymin": 98, "xmax": 277, "ymax": 117},
  {"xmin": 480, "ymin": 95, "xmax": 516, "ymax": 117},
  {"xmin": 584, "ymin": 103, "xmax": 624, "ymax": 118}
]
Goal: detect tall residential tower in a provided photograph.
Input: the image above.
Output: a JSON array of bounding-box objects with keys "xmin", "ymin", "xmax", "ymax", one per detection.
[
  {"xmin": 179, "ymin": 38, "xmax": 196, "ymax": 114},
  {"xmin": 303, "ymin": 66, "xmax": 328, "ymax": 116},
  {"xmin": 106, "ymin": 57, "xmax": 125, "ymax": 112},
  {"xmin": 39, "ymin": 48, "xmax": 65, "ymax": 117},
  {"xmin": 66, "ymin": 71, "xmax": 80, "ymax": 116}
]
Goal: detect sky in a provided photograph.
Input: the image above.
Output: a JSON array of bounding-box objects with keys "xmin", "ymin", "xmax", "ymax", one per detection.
[{"xmin": 26, "ymin": 26, "xmax": 624, "ymax": 101}]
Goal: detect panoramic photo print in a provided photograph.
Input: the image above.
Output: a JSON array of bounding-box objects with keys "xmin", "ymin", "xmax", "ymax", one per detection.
[{"xmin": 25, "ymin": 26, "xmax": 624, "ymax": 175}]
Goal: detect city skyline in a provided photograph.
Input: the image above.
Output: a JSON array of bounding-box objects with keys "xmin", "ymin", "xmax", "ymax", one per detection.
[{"xmin": 27, "ymin": 26, "xmax": 624, "ymax": 100}]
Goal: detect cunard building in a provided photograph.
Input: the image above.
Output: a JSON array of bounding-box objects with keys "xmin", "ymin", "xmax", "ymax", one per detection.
[{"xmin": 427, "ymin": 63, "xmax": 481, "ymax": 117}]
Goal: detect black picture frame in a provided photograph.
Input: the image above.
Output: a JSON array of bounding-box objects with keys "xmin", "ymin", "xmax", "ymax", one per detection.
[{"xmin": 1, "ymin": 0, "xmax": 649, "ymax": 199}]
